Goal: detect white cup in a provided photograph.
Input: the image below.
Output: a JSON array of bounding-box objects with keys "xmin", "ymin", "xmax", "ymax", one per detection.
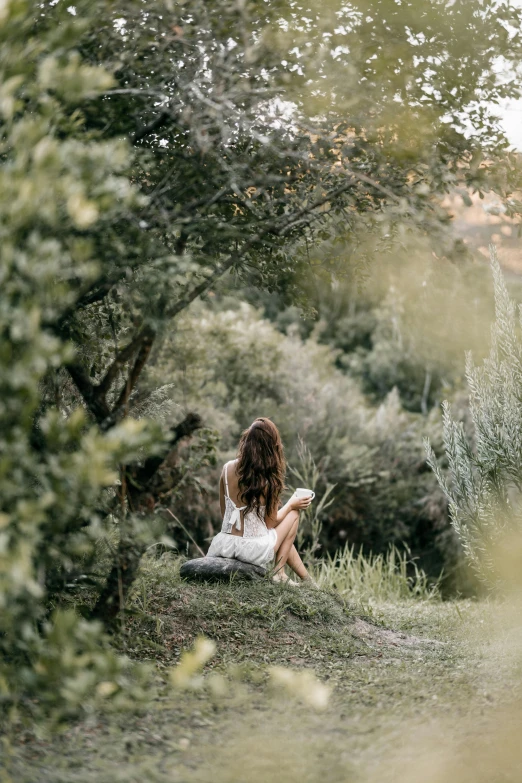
[{"xmin": 294, "ymin": 487, "xmax": 315, "ymax": 500}]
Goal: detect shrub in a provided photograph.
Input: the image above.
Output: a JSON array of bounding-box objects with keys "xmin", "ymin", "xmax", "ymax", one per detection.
[
  {"xmin": 0, "ymin": 0, "xmax": 156, "ymax": 722},
  {"xmin": 426, "ymin": 248, "xmax": 522, "ymax": 586}
]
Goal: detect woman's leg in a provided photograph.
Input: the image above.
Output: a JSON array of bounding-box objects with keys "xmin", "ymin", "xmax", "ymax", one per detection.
[
  {"xmin": 273, "ymin": 510, "xmax": 300, "ymax": 576},
  {"xmin": 286, "ymin": 545, "xmax": 310, "ymax": 581}
]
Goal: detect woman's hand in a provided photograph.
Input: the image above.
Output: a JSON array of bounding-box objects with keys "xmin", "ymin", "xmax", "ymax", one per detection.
[
  {"xmin": 289, "ymin": 495, "xmax": 313, "ymax": 511},
  {"xmin": 274, "ymin": 494, "xmax": 314, "ymax": 525}
]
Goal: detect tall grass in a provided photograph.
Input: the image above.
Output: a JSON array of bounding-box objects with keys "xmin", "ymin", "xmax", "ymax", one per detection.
[
  {"xmin": 288, "ymin": 438, "xmax": 336, "ymax": 560},
  {"xmin": 314, "ymin": 544, "xmax": 441, "ymax": 603}
]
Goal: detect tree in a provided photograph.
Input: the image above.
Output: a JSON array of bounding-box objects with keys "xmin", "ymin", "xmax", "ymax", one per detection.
[{"xmin": 61, "ymin": 0, "xmax": 522, "ymax": 431}]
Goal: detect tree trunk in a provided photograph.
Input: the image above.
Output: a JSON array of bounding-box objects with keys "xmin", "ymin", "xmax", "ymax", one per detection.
[
  {"xmin": 90, "ymin": 412, "xmax": 203, "ymax": 626},
  {"xmin": 90, "ymin": 537, "xmax": 142, "ymax": 625}
]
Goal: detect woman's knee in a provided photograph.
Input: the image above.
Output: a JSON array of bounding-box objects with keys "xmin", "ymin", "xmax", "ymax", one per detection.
[
  {"xmin": 282, "ymin": 511, "xmax": 299, "ymax": 540},
  {"xmin": 287, "ymin": 509, "xmax": 300, "ymax": 526},
  {"xmin": 274, "ymin": 511, "xmax": 299, "ymax": 550},
  {"xmin": 286, "ymin": 514, "xmax": 299, "ymax": 540}
]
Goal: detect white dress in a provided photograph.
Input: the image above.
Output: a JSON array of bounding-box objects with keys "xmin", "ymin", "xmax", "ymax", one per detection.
[{"xmin": 207, "ymin": 461, "xmax": 277, "ymax": 567}]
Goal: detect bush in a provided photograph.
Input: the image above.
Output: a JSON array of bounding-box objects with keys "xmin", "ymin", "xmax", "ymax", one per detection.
[
  {"xmin": 261, "ymin": 245, "xmax": 495, "ymax": 414},
  {"xmin": 0, "ymin": 0, "xmax": 155, "ymax": 722},
  {"xmin": 426, "ymin": 248, "xmax": 522, "ymax": 586}
]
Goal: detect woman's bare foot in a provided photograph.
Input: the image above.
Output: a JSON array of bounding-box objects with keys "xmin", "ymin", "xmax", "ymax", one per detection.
[{"xmin": 272, "ymin": 571, "xmax": 298, "ymax": 587}]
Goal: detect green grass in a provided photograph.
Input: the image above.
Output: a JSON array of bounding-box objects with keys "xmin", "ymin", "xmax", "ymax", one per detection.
[
  {"xmin": 120, "ymin": 554, "xmax": 371, "ymax": 670},
  {"xmin": 313, "ymin": 543, "xmax": 441, "ymax": 604},
  {"xmin": 3, "ymin": 554, "xmax": 522, "ymax": 783}
]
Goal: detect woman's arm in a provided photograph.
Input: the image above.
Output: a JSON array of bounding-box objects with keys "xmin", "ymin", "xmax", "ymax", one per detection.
[{"xmin": 265, "ymin": 495, "xmax": 312, "ymax": 528}]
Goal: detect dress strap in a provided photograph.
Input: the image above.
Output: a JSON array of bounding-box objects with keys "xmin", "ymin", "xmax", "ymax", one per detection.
[
  {"xmin": 223, "ymin": 461, "xmax": 230, "ymax": 498},
  {"xmin": 223, "ymin": 461, "xmax": 246, "ymax": 531}
]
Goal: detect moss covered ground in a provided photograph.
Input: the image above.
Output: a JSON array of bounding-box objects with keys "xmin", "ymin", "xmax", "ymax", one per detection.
[{"xmin": 4, "ymin": 556, "xmax": 522, "ymax": 783}]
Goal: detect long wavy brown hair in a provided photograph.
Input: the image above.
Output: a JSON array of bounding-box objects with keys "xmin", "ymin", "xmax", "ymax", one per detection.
[{"xmin": 236, "ymin": 418, "xmax": 286, "ymax": 517}]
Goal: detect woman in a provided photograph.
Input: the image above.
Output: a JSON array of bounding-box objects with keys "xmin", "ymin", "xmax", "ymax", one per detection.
[{"xmin": 207, "ymin": 418, "xmax": 313, "ymax": 585}]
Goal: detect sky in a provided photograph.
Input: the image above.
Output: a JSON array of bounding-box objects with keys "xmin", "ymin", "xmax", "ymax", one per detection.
[
  {"xmin": 498, "ymin": 0, "xmax": 522, "ymax": 149},
  {"xmin": 500, "ymin": 99, "xmax": 522, "ymax": 150}
]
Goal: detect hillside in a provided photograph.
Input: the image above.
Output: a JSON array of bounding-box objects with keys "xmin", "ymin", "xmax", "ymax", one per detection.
[{"xmin": 6, "ymin": 556, "xmax": 521, "ymax": 783}]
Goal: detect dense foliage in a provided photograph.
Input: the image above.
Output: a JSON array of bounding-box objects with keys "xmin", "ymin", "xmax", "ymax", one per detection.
[
  {"xmin": 148, "ymin": 300, "xmax": 463, "ymax": 587},
  {"xmin": 0, "ymin": 0, "xmax": 160, "ymax": 721},
  {"xmin": 246, "ymin": 245, "xmax": 497, "ymax": 413}
]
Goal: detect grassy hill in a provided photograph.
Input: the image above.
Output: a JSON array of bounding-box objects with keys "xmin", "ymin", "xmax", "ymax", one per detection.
[{"xmin": 4, "ymin": 556, "xmax": 522, "ymax": 783}]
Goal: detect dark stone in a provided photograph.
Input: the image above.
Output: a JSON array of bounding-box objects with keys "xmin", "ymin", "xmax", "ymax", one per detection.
[{"xmin": 180, "ymin": 556, "xmax": 266, "ymax": 581}]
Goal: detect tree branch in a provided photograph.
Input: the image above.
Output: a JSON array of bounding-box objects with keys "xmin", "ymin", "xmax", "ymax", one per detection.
[
  {"xmin": 75, "ymin": 279, "xmax": 117, "ymax": 310},
  {"xmin": 132, "ymin": 412, "xmax": 203, "ymax": 487},
  {"xmin": 66, "ymin": 326, "xmax": 155, "ymax": 430},
  {"xmin": 64, "ymin": 172, "xmax": 401, "ymax": 429},
  {"xmin": 66, "ymin": 363, "xmax": 110, "ymax": 423},
  {"xmin": 163, "ymin": 177, "xmax": 364, "ymax": 322},
  {"xmin": 102, "ymin": 328, "xmax": 156, "ymax": 430},
  {"xmin": 49, "ymin": 276, "xmax": 120, "ymax": 337},
  {"xmin": 98, "ymin": 325, "xmax": 154, "ymax": 399},
  {"xmin": 131, "ymin": 110, "xmax": 170, "ymax": 145}
]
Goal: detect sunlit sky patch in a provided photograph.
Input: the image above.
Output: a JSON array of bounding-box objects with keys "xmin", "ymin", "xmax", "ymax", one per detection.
[
  {"xmin": 496, "ymin": 0, "xmax": 522, "ymax": 149},
  {"xmin": 499, "ymin": 99, "xmax": 522, "ymax": 149}
]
